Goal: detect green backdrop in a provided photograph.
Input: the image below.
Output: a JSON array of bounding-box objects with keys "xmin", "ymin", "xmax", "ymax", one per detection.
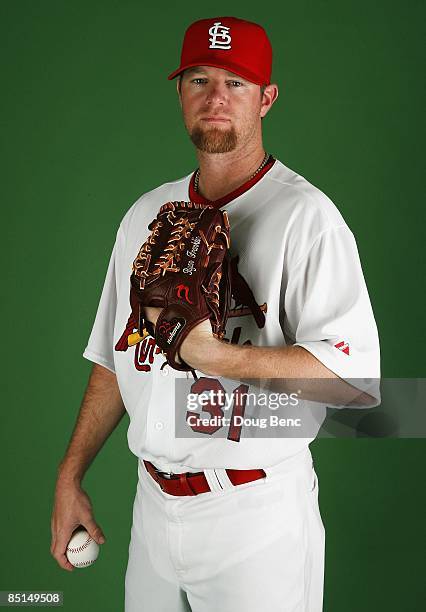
[{"xmin": 1, "ymin": 1, "xmax": 424, "ymax": 610}]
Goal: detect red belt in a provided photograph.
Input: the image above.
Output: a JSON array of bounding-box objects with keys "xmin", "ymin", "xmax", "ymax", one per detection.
[{"xmin": 143, "ymin": 460, "xmax": 266, "ymax": 496}]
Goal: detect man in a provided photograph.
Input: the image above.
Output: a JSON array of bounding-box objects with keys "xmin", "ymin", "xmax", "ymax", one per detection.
[{"xmin": 51, "ymin": 16, "xmax": 380, "ymax": 612}]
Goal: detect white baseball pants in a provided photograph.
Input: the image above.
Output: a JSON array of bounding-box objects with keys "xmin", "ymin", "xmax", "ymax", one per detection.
[{"xmin": 125, "ymin": 447, "xmax": 325, "ymax": 612}]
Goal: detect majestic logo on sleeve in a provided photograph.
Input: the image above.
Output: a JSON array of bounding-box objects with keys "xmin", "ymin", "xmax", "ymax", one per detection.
[
  {"xmin": 209, "ymin": 22, "xmax": 232, "ymax": 49},
  {"xmin": 334, "ymin": 340, "xmax": 350, "ymax": 356}
]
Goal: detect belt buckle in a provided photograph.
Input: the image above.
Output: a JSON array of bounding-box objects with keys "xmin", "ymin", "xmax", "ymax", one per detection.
[
  {"xmin": 152, "ymin": 469, "xmax": 172, "ymax": 492},
  {"xmin": 155, "ymin": 468, "xmax": 175, "ymax": 479},
  {"xmin": 154, "ymin": 467, "xmax": 197, "ymax": 496}
]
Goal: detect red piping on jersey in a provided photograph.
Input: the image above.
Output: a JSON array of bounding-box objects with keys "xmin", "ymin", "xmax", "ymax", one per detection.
[{"xmin": 188, "ymin": 155, "xmax": 276, "ymax": 209}]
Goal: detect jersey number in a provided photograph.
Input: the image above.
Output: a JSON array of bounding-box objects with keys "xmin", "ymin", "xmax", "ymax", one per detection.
[{"xmin": 186, "ymin": 377, "xmax": 249, "ymax": 443}]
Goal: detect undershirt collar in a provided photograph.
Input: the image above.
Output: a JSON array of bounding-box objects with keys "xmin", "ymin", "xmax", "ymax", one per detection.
[{"xmin": 188, "ymin": 155, "xmax": 276, "ymax": 209}]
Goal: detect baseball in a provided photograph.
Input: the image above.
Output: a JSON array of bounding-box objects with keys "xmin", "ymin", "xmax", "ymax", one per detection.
[{"xmin": 66, "ymin": 528, "xmax": 99, "ymax": 568}]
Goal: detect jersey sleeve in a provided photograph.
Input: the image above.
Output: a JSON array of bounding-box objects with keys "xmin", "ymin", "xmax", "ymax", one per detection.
[
  {"xmin": 82, "ymin": 225, "xmax": 125, "ymax": 374},
  {"xmin": 282, "ymin": 225, "xmax": 380, "ymax": 388}
]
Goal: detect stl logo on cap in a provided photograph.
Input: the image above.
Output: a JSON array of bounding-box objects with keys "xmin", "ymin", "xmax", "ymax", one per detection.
[
  {"xmin": 167, "ymin": 17, "xmax": 273, "ymax": 86},
  {"xmin": 209, "ymin": 22, "xmax": 232, "ymax": 50}
]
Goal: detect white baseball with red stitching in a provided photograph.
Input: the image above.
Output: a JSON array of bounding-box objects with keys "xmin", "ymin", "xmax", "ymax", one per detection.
[{"xmin": 66, "ymin": 528, "xmax": 99, "ymax": 568}]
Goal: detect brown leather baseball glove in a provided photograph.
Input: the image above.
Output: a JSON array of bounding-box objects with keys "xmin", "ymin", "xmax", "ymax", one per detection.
[{"xmin": 129, "ymin": 201, "xmax": 231, "ymax": 372}]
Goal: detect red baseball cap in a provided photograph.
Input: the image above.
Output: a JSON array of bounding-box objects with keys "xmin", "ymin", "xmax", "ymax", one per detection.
[{"xmin": 168, "ymin": 16, "xmax": 272, "ymax": 86}]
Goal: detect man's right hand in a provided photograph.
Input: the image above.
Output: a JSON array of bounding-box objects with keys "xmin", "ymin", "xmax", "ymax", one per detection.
[
  {"xmin": 50, "ymin": 363, "xmax": 124, "ymax": 571},
  {"xmin": 50, "ymin": 479, "xmax": 106, "ymax": 572}
]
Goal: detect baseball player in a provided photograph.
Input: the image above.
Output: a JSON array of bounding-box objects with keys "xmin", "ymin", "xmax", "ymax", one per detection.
[{"xmin": 50, "ymin": 16, "xmax": 380, "ymax": 612}]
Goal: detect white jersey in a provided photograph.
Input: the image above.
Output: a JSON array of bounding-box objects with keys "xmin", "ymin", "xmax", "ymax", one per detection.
[{"xmin": 83, "ymin": 158, "xmax": 380, "ymax": 472}]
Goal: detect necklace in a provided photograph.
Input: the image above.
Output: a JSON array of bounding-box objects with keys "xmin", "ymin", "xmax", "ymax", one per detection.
[{"xmin": 193, "ymin": 152, "xmax": 271, "ymax": 194}]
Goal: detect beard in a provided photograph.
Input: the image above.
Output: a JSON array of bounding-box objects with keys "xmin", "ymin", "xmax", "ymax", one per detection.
[{"xmin": 190, "ymin": 125, "xmax": 238, "ymax": 154}]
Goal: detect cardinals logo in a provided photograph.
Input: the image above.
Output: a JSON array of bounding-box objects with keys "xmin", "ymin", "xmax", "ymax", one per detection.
[{"xmin": 114, "ymin": 313, "xmax": 162, "ymax": 372}]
